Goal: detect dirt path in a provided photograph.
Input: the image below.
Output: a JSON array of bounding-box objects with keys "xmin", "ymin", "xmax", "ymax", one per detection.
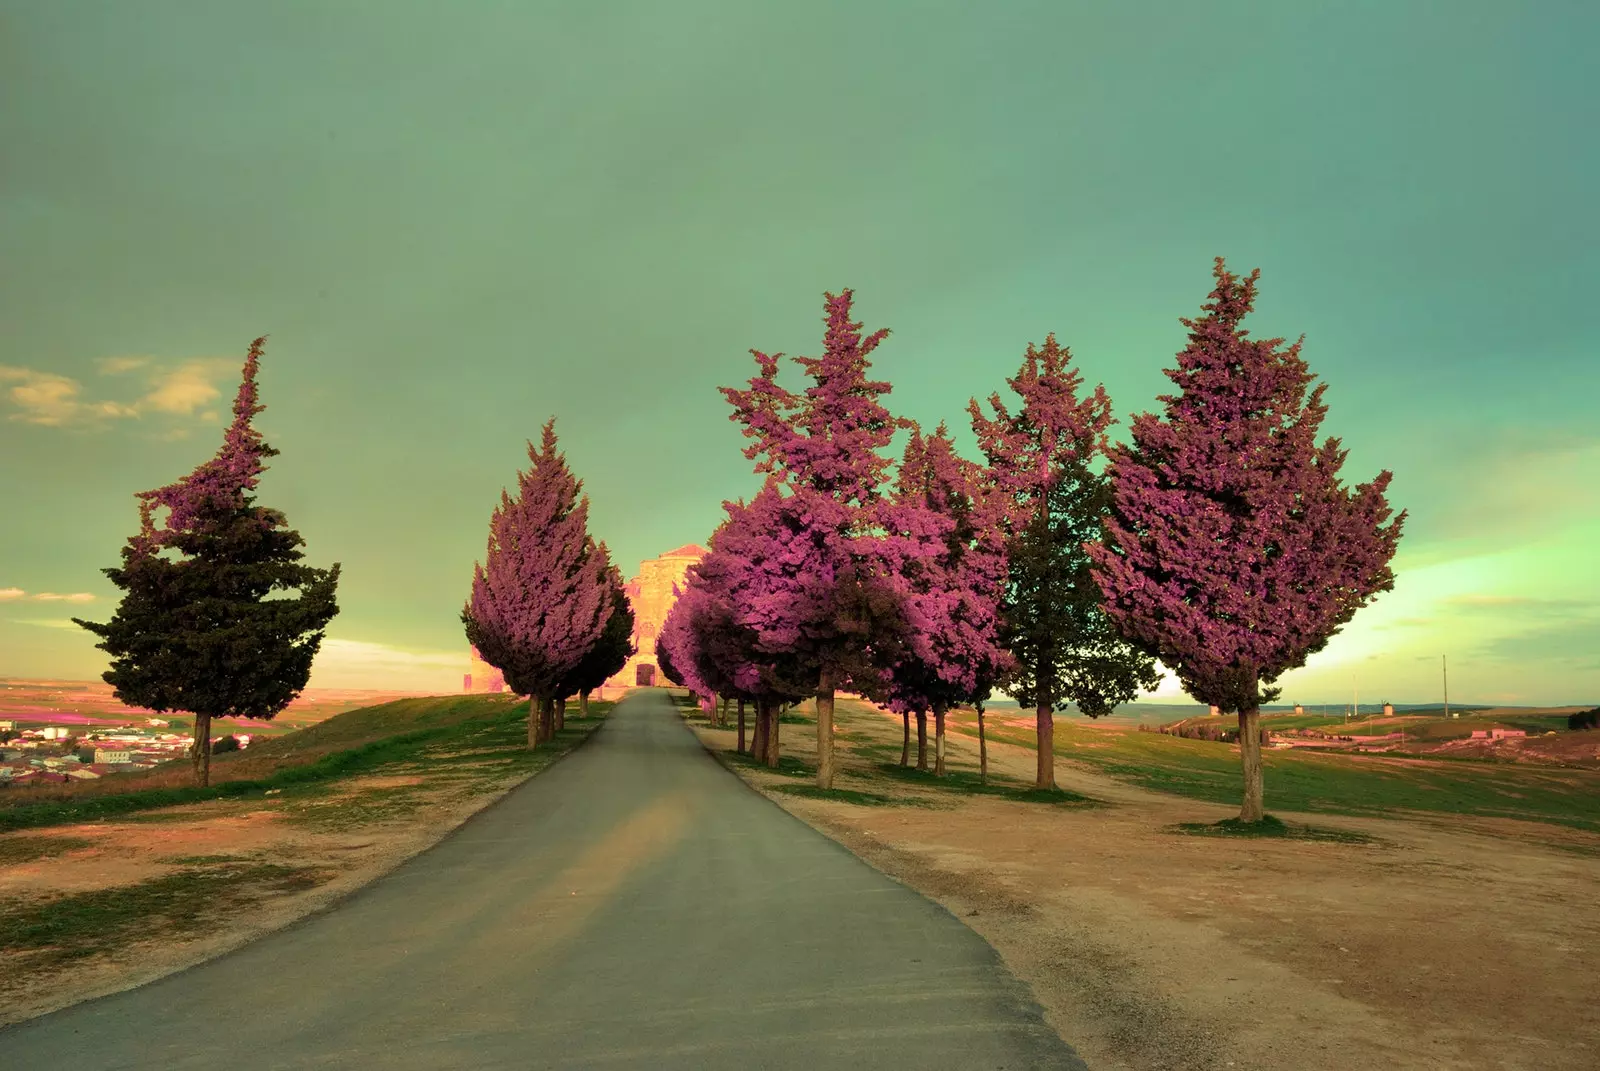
[{"xmin": 692, "ymin": 702, "xmax": 1600, "ymax": 1071}]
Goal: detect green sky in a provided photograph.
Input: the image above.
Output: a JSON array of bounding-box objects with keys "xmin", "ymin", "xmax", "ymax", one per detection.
[{"xmin": 2, "ymin": 2, "xmax": 1594, "ymax": 705}]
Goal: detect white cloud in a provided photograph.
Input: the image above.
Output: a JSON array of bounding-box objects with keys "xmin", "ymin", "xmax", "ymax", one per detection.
[
  {"xmin": 1, "ymin": 588, "xmax": 96, "ymax": 603},
  {"xmin": 0, "ymin": 355, "xmax": 237, "ymax": 429},
  {"xmin": 307, "ymin": 637, "xmax": 469, "ymax": 692}
]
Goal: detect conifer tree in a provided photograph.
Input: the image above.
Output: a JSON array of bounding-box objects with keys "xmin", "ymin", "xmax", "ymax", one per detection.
[
  {"xmin": 971, "ymin": 335, "xmax": 1160, "ymax": 789},
  {"xmin": 722, "ymin": 291, "xmax": 912, "ymax": 789},
  {"xmin": 880, "ymin": 424, "xmax": 1011, "ymax": 776},
  {"xmin": 74, "ymin": 337, "xmax": 340, "ymax": 787},
  {"xmin": 559, "ymin": 555, "xmax": 634, "ymax": 720},
  {"xmin": 1089, "ymin": 259, "xmax": 1405, "ymax": 822},
  {"xmin": 463, "ymin": 420, "xmax": 613, "ymax": 747}
]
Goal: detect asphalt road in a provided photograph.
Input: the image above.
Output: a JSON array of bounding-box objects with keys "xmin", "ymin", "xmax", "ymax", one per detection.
[{"xmin": 0, "ymin": 690, "xmax": 1088, "ymax": 1070}]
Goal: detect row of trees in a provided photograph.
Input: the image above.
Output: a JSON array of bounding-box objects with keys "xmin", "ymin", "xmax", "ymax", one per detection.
[
  {"xmin": 460, "ymin": 421, "xmax": 636, "ymax": 747},
  {"xmin": 658, "ymin": 259, "xmax": 1404, "ymax": 823}
]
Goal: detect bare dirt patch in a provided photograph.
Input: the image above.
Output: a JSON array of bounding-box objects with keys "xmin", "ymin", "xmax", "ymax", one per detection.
[{"xmin": 691, "ymin": 704, "xmax": 1600, "ymax": 1071}]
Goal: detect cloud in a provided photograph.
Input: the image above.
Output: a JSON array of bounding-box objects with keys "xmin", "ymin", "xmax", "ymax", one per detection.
[
  {"xmin": 0, "ymin": 588, "xmax": 96, "ymax": 603},
  {"xmin": 139, "ymin": 359, "xmax": 234, "ymax": 415},
  {"xmin": 0, "ymin": 356, "xmax": 237, "ymax": 429},
  {"xmin": 97, "ymin": 356, "xmax": 151, "ymax": 374},
  {"xmin": 307, "ymin": 638, "xmax": 469, "ymax": 692}
]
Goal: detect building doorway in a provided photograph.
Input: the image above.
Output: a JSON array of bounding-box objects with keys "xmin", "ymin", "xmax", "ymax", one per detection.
[{"xmin": 635, "ymin": 663, "xmax": 656, "ymax": 687}]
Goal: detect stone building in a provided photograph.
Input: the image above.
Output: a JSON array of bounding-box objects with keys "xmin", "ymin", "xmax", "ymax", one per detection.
[
  {"xmin": 598, "ymin": 544, "xmax": 707, "ymax": 696},
  {"xmin": 463, "ymin": 645, "xmax": 506, "ymax": 694}
]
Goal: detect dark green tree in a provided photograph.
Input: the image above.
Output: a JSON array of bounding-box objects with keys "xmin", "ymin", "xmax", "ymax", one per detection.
[
  {"xmin": 74, "ymin": 338, "xmax": 340, "ymax": 787},
  {"xmin": 970, "ymin": 335, "xmax": 1161, "ymax": 788}
]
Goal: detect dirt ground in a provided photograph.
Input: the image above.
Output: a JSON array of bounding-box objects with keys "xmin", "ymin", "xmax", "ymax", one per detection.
[
  {"xmin": 691, "ymin": 704, "xmax": 1600, "ymax": 1071},
  {"xmin": 0, "ymin": 769, "xmax": 546, "ymax": 1027}
]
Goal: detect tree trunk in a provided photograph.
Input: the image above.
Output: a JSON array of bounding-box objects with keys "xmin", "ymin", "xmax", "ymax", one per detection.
[
  {"xmin": 579, "ymin": 690, "xmax": 590, "ymax": 717},
  {"xmin": 751, "ymin": 699, "xmax": 768, "ymax": 764},
  {"xmin": 1036, "ymin": 703, "xmax": 1055, "ymax": 790},
  {"xmin": 539, "ymin": 697, "xmax": 556, "ymax": 745},
  {"xmin": 527, "ymin": 697, "xmax": 539, "ymax": 749},
  {"xmin": 934, "ymin": 705, "xmax": 947, "ymax": 777},
  {"xmin": 977, "ymin": 704, "xmax": 988, "ymax": 785},
  {"xmin": 737, "ymin": 697, "xmax": 746, "ymax": 754},
  {"xmin": 900, "ymin": 711, "xmax": 910, "ymax": 766},
  {"xmin": 191, "ymin": 711, "xmax": 212, "ymax": 787},
  {"xmin": 1238, "ymin": 706, "xmax": 1266, "ymax": 822},
  {"xmin": 719, "ymin": 694, "xmax": 730, "ymax": 728},
  {"xmin": 555, "ymin": 696, "xmax": 567, "ymax": 733},
  {"xmin": 765, "ymin": 700, "xmax": 783, "ymax": 768},
  {"xmin": 816, "ymin": 673, "xmax": 836, "ymax": 790},
  {"xmin": 916, "ymin": 711, "xmax": 928, "ymax": 770}
]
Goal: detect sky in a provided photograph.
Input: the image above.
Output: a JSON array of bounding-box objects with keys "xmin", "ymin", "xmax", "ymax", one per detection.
[{"xmin": 2, "ymin": 1, "xmax": 1595, "ymax": 705}]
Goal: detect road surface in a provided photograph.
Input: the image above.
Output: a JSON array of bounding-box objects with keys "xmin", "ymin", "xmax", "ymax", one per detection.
[{"xmin": 0, "ymin": 690, "xmax": 1087, "ymax": 1069}]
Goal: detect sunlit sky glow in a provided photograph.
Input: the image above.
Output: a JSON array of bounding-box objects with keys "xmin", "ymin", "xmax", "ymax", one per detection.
[{"xmin": 3, "ymin": 2, "xmax": 1595, "ymax": 704}]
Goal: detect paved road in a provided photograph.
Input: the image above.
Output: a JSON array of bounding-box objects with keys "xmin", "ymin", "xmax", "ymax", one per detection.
[{"xmin": 0, "ymin": 691, "xmax": 1087, "ymax": 1070}]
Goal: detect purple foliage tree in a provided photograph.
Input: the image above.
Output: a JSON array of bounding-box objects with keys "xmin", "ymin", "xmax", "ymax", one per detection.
[
  {"xmin": 670, "ymin": 493, "xmax": 814, "ymax": 766},
  {"xmin": 462, "ymin": 419, "xmax": 614, "ymax": 748},
  {"xmin": 722, "ymin": 291, "xmax": 911, "ymax": 790},
  {"xmin": 1088, "ymin": 258, "xmax": 1406, "ymax": 822},
  {"xmin": 879, "ymin": 424, "xmax": 1012, "ymax": 776},
  {"xmin": 971, "ymin": 334, "xmax": 1159, "ymax": 790}
]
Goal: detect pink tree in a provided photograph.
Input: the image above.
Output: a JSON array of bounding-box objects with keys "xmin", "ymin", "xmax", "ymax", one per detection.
[
  {"xmin": 1089, "ymin": 258, "xmax": 1406, "ymax": 823},
  {"xmin": 673, "ymin": 493, "xmax": 819, "ymax": 767},
  {"xmin": 722, "ymin": 291, "xmax": 909, "ymax": 790},
  {"xmin": 462, "ymin": 419, "xmax": 614, "ymax": 748},
  {"xmin": 879, "ymin": 424, "xmax": 1012, "ymax": 776},
  {"xmin": 970, "ymin": 335, "xmax": 1159, "ymax": 790}
]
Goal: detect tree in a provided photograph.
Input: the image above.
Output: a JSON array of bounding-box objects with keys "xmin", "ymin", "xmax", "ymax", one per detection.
[
  {"xmin": 662, "ymin": 497, "xmax": 811, "ymax": 766},
  {"xmin": 970, "ymin": 334, "xmax": 1159, "ymax": 789},
  {"xmin": 558, "ymin": 555, "xmax": 635, "ymax": 720},
  {"xmin": 462, "ymin": 420, "xmax": 614, "ymax": 748},
  {"xmin": 1089, "ymin": 258, "xmax": 1406, "ymax": 822},
  {"xmin": 879, "ymin": 424, "xmax": 1012, "ymax": 777},
  {"xmin": 722, "ymin": 290, "xmax": 911, "ymax": 789},
  {"xmin": 75, "ymin": 337, "xmax": 341, "ymax": 787}
]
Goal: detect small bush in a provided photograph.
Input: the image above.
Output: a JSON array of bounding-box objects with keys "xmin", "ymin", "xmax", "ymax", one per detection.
[
  {"xmin": 1568, "ymin": 708, "xmax": 1600, "ymax": 731},
  {"xmin": 212, "ymin": 735, "xmax": 241, "ymax": 754}
]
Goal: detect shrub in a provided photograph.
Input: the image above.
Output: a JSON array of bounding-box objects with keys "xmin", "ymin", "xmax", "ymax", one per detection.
[
  {"xmin": 1569, "ymin": 708, "xmax": 1600, "ymax": 731},
  {"xmin": 212, "ymin": 735, "xmax": 241, "ymax": 754}
]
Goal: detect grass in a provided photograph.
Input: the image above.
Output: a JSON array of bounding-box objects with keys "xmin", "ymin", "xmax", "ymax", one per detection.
[
  {"xmin": 0, "ymin": 859, "xmax": 329, "ymax": 970},
  {"xmin": 0, "ymin": 696, "xmax": 614, "ymax": 834},
  {"xmin": 870, "ymin": 762, "xmax": 1100, "ymax": 806},
  {"xmin": 1167, "ymin": 814, "xmax": 1381, "ymax": 844},
  {"xmin": 0, "ymin": 834, "xmax": 93, "ymax": 865},
  {"xmin": 939, "ymin": 708, "xmax": 1600, "ymax": 834},
  {"xmin": 773, "ymin": 784, "xmax": 897, "ymax": 806}
]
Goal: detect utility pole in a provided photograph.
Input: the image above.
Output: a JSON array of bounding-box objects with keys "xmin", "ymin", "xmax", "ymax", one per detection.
[{"xmin": 1443, "ymin": 654, "xmax": 1450, "ymax": 719}]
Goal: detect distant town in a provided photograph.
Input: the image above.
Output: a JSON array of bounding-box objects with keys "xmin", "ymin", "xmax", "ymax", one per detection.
[{"xmin": 0, "ymin": 717, "xmax": 253, "ymax": 787}]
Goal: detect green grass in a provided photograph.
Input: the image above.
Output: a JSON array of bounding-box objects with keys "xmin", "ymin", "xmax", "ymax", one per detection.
[
  {"xmin": 0, "ymin": 860, "xmax": 328, "ymax": 969},
  {"xmin": 935, "ymin": 708, "xmax": 1600, "ymax": 834},
  {"xmin": 1167, "ymin": 814, "xmax": 1381, "ymax": 844},
  {"xmin": 0, "ymin": 834, "xmax": 93, "ymax": 865},
  {"xmin": 870, "ymin": 762, "xmax": 1100, "ymax": 806},
  {"xmin": 0, "ymin": 697, "xmax": 613, "ymax": 834},
  {"xmin": 773, "ymin": 784, "xmax": 897, "ymax": 806},
  {"xmin": 719, "ymin": 748, "xmax": 813, "ymax": 779}
]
